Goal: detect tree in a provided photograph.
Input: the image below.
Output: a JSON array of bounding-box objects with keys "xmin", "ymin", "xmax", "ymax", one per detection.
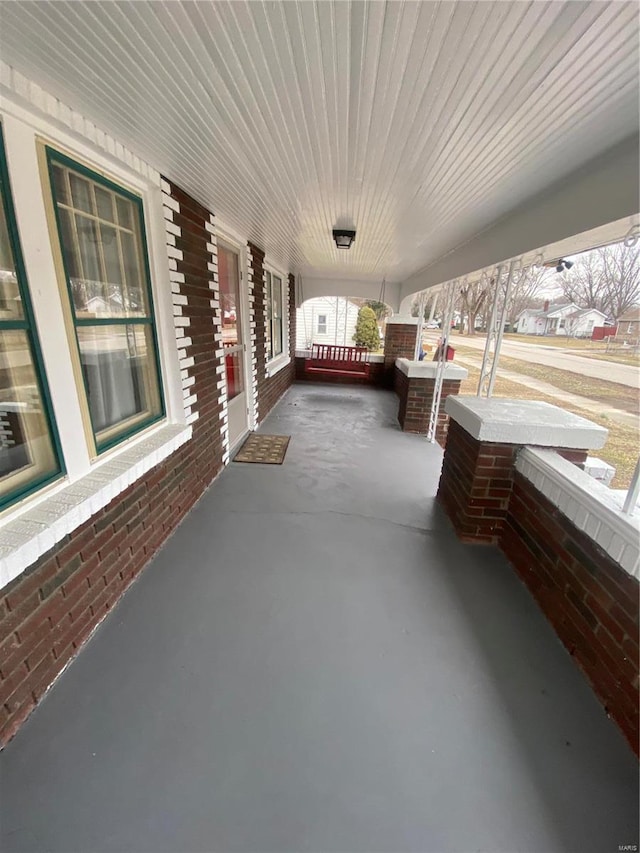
[
  {"xmin": 505, "ymin": 266, "xmax": 553, "ymax": 327},
  {"xmin": 365, "ymin": 300, "xmax": 390, "ymax": 320},
  {"xmin": 353, "ymin": 305, "xmax": 380, "ymax": 350},
  {"xmin": 560, "ymin": 241, "xmax": 640, "ymax": 319},
  {"xmin": 459, "ymin": 280, "xmax": 489, "ymax": 335}
]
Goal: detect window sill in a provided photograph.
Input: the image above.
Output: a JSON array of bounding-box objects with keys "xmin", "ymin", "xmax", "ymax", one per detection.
[
  {"xmin": 266, "ymin": 353, "xmax": 291, "ymax": 378},
  {"xmin": 0, "ymin": 423, "xmax": 192, "ymax": 590}
]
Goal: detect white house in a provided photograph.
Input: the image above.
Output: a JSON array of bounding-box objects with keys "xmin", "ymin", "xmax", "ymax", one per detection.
[
  {"xmin": 516, "ymin": 302, "xmax": 580, "ymax": 335},
  {"xmin": 565, "ymin": 307, "xmax": 608, "ymax": 338},
  {"xmin": 296, "ymin": 296, "xmax": 361, "ymax": 349}
]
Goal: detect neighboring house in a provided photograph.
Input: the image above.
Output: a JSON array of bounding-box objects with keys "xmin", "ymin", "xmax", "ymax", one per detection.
[
  {"xmin": 615, "ymin": 306, "xmax": 640, "ymax": 343},
  {"xmin": 565, "ymin": 307, "xmax": 608, "ymax": 338},
  {"xmin": 296, "ymin": 296, "xmax": 360, "ymax": 349},
  {"xmin": 516, "ymin": 301, "xmax": 580, "ymax": 335}
]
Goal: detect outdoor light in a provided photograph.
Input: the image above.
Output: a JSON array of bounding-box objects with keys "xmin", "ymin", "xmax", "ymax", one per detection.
[
  {"xmin": 552, "ymin": 258, "xmax": 573, "ymax": 273},
  {"xmin": 333, "ymin": 229, "xmax": 356, "ymax": 250}
]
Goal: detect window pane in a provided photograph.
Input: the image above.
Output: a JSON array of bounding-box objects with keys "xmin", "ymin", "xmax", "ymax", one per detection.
[
  {"xmin": 69, "ymin": 173, "xmax": 93, "ymax": 214},
  {"xmin": 116, "ymin": 197, "xmax": 133, "ymax": 230},
  {"xmin": 51, "ymin": 164, "xmax": 70, "ymax": 206},
  {"xmin": 50, "ymin": 162, "xmax": 149, "ymax": 319},
  {"xmin": 0, "ymin": 191, "xmax": 22, "ymax": 320},
  {"xmin": 224, "ymin": 347, "xmax": 244, "ymax": 401},
  {"xmin": 95, "ymin": 187, "xmax": 115, "ymax": 223},
  {"xmin": 265, "ymin": 272, "xmax": 272, "ymax": 360},
  {"xmin": 273, "ymin": 277, "xmax": 283, "ymax": 356},
  {"xmin": 219, "ymin": 245, "xmax": 241, "ymax": 346},
  {"xmin": 120, "ymin": 230, "xmax": 147, "ymax": 315},
  {"xmin": 75, "ymin": 214, "xmax": 102, "ymax": 284},
  {"xmin": 0, "ymin": 330, "xmax": 59, "ymax": 498},
  {"xmin": 77, "ymin": 324, "xmax": 161, "ymax": 444}
]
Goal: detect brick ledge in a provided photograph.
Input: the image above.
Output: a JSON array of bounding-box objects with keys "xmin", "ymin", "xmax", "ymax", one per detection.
[
  {"xmin": 0, "ymin": 424, "xmax": 192, "ymax": 588},
  {"xmin": 516, "ymin": 447, "xmax": 639, "ymax": 578}
]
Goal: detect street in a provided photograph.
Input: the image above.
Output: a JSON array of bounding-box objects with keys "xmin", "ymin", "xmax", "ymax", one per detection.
[{"xmin": 441, "ymin": 334, "xmax": 640, "ymax": 389}]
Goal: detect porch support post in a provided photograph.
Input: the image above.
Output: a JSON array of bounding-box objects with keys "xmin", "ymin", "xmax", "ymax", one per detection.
[
  {"xmin": 477, "ymin": 259, "xmax": 516, "ymax": 397},
  {"xmin": 437, "ymin": 397, "xmax": 608, "ymax": 544},
  {"xmin": 395, "ymin": 358, "xmax": 468, "ymax": 444},
  {"xmin": 383, "ymin": 315, "xmax": 420, "ymax": 386},
  {"xmin": 427, "ymin": 280, "xmax": 457, "ymax": 442}
]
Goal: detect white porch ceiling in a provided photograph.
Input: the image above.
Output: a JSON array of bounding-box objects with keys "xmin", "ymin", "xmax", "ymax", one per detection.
[{"xmin": 0, "ymin": 0, "xmax": 638, "ymax": 292}]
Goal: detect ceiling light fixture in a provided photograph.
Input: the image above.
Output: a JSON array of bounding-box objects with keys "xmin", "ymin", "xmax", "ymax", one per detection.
[{"xmin": 333, "ymin": 229, "xmax": 356, "ymax": 250}]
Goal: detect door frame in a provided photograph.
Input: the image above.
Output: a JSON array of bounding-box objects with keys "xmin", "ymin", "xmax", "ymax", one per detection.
[{"xmin": 214, "ymin": 222, "xmax": 255, "ymax": 450}]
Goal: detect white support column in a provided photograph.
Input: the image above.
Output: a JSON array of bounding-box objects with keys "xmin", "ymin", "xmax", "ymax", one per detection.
[
  {"xmin": 427, "ymin": 291, "xmax": 438, "ymax": 323},
  {"xmin": 477, "ymin": 259, "xmax": 517, "ymax": 397},
  {"xmin": 414, "ymin": 291, "xmax": 426, "ymax": 360},
  {"xmin": 427, "ymin": 280, "xmax": 457, "ymax": 443}
]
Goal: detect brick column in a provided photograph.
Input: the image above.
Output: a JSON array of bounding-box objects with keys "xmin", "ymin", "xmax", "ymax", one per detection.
[
  {"xmin": 383, "ymin": 317, "xmax": 420, "ymax": 385},
  {"xmin": 394, "ymin": 359, "xmax": 468, "ymax": 445},
  {"xmin": 437, "ymin": 397, "xmax": 608, "ymax": 544}
]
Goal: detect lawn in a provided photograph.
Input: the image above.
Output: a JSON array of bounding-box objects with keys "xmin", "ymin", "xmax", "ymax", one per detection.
[
  {"xmin": 501, "ymin": 333, "xmax": 640, "ymax": 366},
  {"xmin": 458, "ymin": 365, "xmax": 639, "ymax": 489},
  {"xmin": 453, "ymin": 348, "xmax": 639, "ymax": 416}
]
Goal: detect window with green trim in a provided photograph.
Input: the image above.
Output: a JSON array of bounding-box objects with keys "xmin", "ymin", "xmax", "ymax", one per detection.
[
  {"xmin": 0, "ymin": 128, "xmax": 62, "ymax": 510},
  {"xmin": 46, "ymin": 148, "xmax": 164, "ymax": 453},
  {"xmin": 265, "ymin": 269, "xmax": 284, "ymax": 361}
]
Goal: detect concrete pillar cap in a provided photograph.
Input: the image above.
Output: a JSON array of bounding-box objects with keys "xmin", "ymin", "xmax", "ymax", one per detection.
[{"xmin": 444, "ymin": 396, "xmax": 607, "ymax": 449}]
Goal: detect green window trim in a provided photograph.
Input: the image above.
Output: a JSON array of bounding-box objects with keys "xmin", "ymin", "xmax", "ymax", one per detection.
[
  {"xmin": 0, "ymin": 126, "xmax": 64, "ymax": 511},
  {"xmin": 45, "ymin": 146, "xmax": 166, "ymax": 454}
]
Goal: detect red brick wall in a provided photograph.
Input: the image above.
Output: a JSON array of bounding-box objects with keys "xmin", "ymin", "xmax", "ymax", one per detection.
[
  {"xmin": 394, "ymin": 367, "xmax": 461, "ymax": 445},
  {"xmin": 382, "ymin": 322, "xmax": 418, "ymax": 383},
  {"xmin": 437, "ymin": 420, "xmax": 518, "ymax": 544},
  {"xmin": 249, "ymin": 244, "xmax": 296, "ymax": 422},
  {"xmin": 0, "ymin": 180, "xmax": 226, "ymax": 746},
  {"xmin": 437, "ymin": 420, "xmax": 588, "ymax": 545},
  {"xmin": 502, "ymin": 472, "xmax": 639, "ymax": 754}
]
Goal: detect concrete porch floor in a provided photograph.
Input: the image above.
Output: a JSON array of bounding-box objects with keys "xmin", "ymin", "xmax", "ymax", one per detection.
[{"xmin": 1, "ymin": 384, "xmax": 637, "ymax": 853}]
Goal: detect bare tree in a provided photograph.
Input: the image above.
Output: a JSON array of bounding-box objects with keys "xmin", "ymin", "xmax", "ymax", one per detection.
[
  {"xmin": 506, "ymin": 266, "xmax": 553, "ymax": 326},
  {"xmin": 560, "ymin": 242, "xmax": 640, "ymax": 319},
  {"xmin": 459, "ymin": 280, "xmax": 488, "ymax": 335}
]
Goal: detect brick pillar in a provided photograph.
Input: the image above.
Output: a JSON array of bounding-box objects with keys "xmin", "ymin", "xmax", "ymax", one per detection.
[
  {"xmin": 383, "ymin": 317, "xmax": 420, "ymax": 385},
  {"xmin": 394, "ymin": 359, "xmax": 468, "ymax": 446},
  {"xmin": 437, "ymin": 397, "xmax": 607, "ymax": 545}
]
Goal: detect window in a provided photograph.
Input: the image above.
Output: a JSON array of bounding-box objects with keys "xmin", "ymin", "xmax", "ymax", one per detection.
[
  {"xmin": 317, "ymin": 314, "xmax": 327, "ymax": 334},
  {"xmin": 265, "ymin": 270, "xmax": 284, "ymax": 360},
  {"xmin": 0, "ymin": 128, "xmax": 62, "ymax": 510},
  {"xmin": 46, "ymin": 148, "xmax": 164, "ymax": 453}
]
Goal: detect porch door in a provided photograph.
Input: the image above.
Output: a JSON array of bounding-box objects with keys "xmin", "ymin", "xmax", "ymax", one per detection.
[{"xmin": 218, "ymin": 241, "xmax": 247, "ymax": 446}]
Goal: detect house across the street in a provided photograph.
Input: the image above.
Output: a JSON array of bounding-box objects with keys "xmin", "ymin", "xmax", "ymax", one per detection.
[
  {"xmin": 517, "ymin": 302, "xmax": 616, "ymax": 338},
  {"xmin": 615, "ymin": 306, "xmax": 640, "ymax": 344}
]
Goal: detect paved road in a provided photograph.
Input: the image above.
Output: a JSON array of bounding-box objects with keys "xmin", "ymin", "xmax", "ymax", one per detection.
[{"xmin": 437, "ymin": 334, "xmax": 640, "ymax": 389}]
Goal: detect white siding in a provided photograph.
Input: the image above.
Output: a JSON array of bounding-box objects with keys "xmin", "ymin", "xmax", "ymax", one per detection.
[{"xmin": 296, "ymin": 297, "xmax": 360, "ymax": 349}]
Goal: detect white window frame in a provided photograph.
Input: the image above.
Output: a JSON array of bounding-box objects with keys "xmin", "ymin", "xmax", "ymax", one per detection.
[
  {"xmin": 263, "ymin": 262, "xmax": 290, "ymax": 378},
  {"xmin": 0, "ymin": 95, "xmax": 189, "ymax": 587},
  {"xmin": 317, "ymin": 314, "xmax": 328, "ymax": 335}
]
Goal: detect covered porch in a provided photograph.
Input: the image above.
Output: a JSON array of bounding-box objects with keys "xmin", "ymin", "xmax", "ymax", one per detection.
[{"xmin": 1, "ymin": 384, "xmax": 637, "ymax": 853}]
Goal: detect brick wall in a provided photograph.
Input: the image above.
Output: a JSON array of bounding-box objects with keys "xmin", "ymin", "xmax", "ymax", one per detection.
[
  {"xmin": 248, "ymin": 244, "xmax": 296, "ymax": 423},
  {"xmin": 382, "ymin": 322, "xmax": 418, "ymax": 383},
  {"xmin": 437, "ymin": 420, "xmax": 588, "ymax": 545},
  {"xmin": 502, "ymin": 472, "xmax": 639, "ymax": 754},
  {"xmin": 0, "ymin": 180, "xmax": 226, "ymax": 746},
  {"xmin": 394, "ymin": 367, "xmax": 462, "ymax": 445}
]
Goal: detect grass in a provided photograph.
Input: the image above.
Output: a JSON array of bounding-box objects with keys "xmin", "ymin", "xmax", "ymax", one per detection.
[
  {"xmin": 453, "ymin": 346, "xmax": 639, "ymax": 415},
  {"xmin": 501, "ymin": 333, "xmax": 640, "ymax": 366},
  {"xmin": 458, "ymin": 365, "xmax": 639, "ymax": 489}
]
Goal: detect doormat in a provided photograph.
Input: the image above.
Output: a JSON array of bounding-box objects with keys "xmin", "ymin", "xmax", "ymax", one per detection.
[{"xmin": 234, "ymin": 433, "xmax": 291, "ymax": 465}]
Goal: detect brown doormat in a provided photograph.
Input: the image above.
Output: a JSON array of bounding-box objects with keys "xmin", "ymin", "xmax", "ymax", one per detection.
[{"xmin": 234, "ymin": 433, "xmax": 291, "ymax": 464}]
